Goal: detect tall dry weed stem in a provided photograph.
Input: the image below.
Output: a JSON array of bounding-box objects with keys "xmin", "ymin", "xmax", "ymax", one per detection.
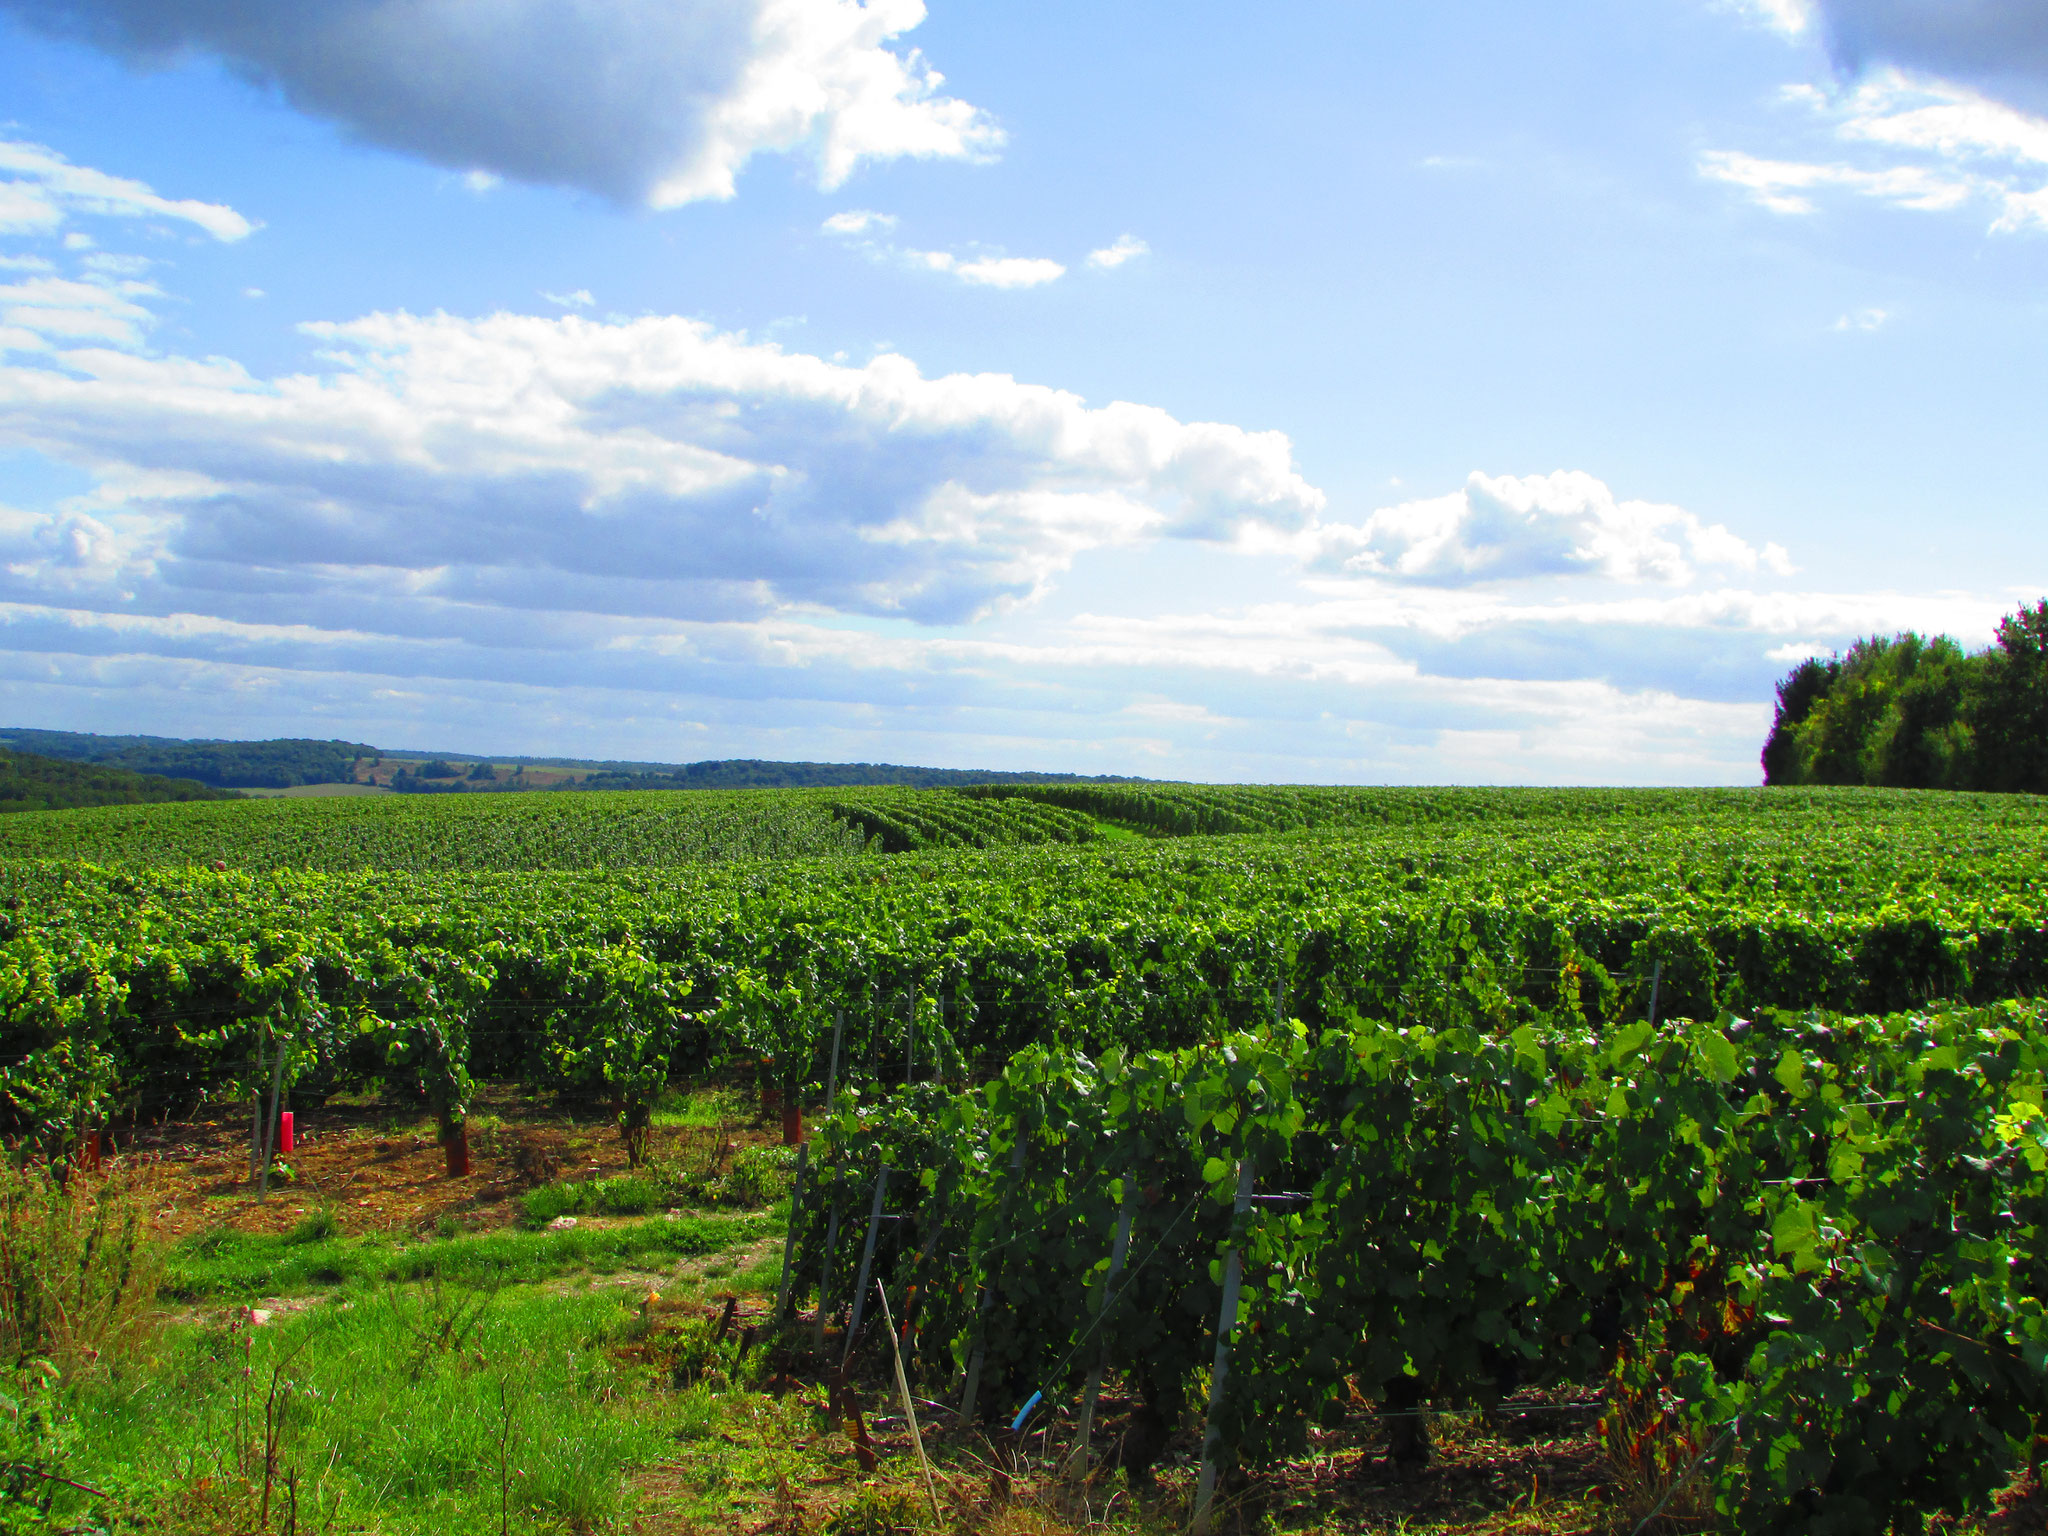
[
  {"xmin": 1599, "ymin": 1385, "xmax": 1718, "ymax": 1532},
  {"xmin": 0, "ymin": 1163, "xmax": 160, "ymax": 1376}
]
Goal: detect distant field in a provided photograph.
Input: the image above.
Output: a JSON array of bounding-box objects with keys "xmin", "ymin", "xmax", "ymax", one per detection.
[
  {"xmin": 14, "ymin": 776, "xmax": 2047, "ymax": 872},
  {"xmin": 0, "ymin": 784, "xmax": 870, "ymax": 870},
  {"xmin": 237, "ymin": 781, "xmax": 394, "ymax": 799}
]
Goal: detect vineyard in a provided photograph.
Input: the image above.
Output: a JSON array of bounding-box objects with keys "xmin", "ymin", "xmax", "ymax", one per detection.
[
  {"xmin": 9, "ymin": 778, "xmax": 2034, "ymax": 869},
  {"xmin": 5, "ymin": 782, "xmax": 2048, "ymax": 1531},
  {"xmin": 792, "ymin": 1000, "xmax": 2048, "ymax": 1533}
]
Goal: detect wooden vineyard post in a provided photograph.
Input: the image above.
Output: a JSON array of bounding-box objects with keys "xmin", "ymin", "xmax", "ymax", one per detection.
[
  {"xmin": 876, "ymin": 1280, "xmax": 946, "ymax": 1526},
  {"xmin": 905, "ymin": 993, "xmax": 915, "ymax": 1086},
  {"xmin": 960, "ymin": 1133, "xmax": 1029, "ymax": 1423},
  {"xmin": 1067, "ymin": 1172, "xmax": 1140, "ymax": 1483},
  {"xmin": 813, "ymin": 1198, "xmax": 844, "ymax": 1354},
  {"xmin": 778, "ymin": 1010, "xmax": 844, "ymax": 1321},
  {"xmin": 1193, "ymin": 1156, "xmax": 1257, "ymax": 1536},
  {"xmin": 1647, "ymin": 958, "xmax": 1663, "ymax": 1027},
  {"xmin": 256, "ymin": 1044, "xmax": 286, "ymax": 1200},
  {"xmin": 841, "ymin": 1166, "xmax": 891, "ymax": 1367},
  {"xmin": 248, "ymin": 1035, "xmax": 269, "ymax": 1182}
]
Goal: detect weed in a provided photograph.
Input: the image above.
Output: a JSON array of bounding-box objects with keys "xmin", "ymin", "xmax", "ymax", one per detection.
[
  {"xmin": 672, "ymin": 1381, "xmax": 723, "ymax": 1443},
  {"xmin": 822, "ymin": 1486, "xmax": 925, "ymax": 1536},
  {"xmin": 467, "ymin": 1114, "xmax": 508, "ymax": 1159},
  {"xmin": 285, "ymin": 1208, "xmax": 341, "ymax": 1245},
  {"xmin": 382, "ymin": 1274, "xmax": 499, "ymax": 1380},
  {"xmin": 0, "ymin": 1360, "xmax": 103, "ymax": 1530},
  {"xmin": 645, "ymin": 1143, "xmax": 797, "ymax": 1209},
  {"xmin": 665, "ymin": 1316, "xmax": 749, "ymax": 1391},
  {"xmin": 710, "ymin": 1145, "xmax": 796, "ymax": 1207},
  {"xmin": 1599, "ymin": 1384, "xmax": 1719, "ymax": 1531},
  {"xmin": 0, "ymin": 1165, "xmax": 159, "ymax": 1377},
  {"xmin": 519, "ymin": 1153, "xmax": 788, "ymax": 1228}
]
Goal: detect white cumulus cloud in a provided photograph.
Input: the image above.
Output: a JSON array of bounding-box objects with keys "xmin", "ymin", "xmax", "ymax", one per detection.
[
  {"xmin": 822, "ymin": 210, "xmax": 1065, "ymax": 287},
  {"xmin": 822, "ymin": 208, "xmax": 895, "ymax": 235},
  {"xmin": 1727, "ymin": 0, "xmax": 1813, "ymax": 36},
  {"xmin": 1306, "ymin": 471, "xmax": 1793, "ymax": 587},
  {"xmin": 1702, "ymin": 75, "xmax": 2048, "ymax": 231},
  {"xmin": 0, "ymin": 138, "xmax": 254, "ymax": 240},
  {"xmin": 1699, "ymin": 144, "xmax": 1973, "ymax": 215},
  {"xmin": 919, "ymin": 251, "xmax": 1065, "ymax": 288},
  {"xmin": 0, "ymin": 0, "xmax": 1001, "ymax": 208},
  {"xmin": 1086, "ymin": 234, "xmax": 1149, "ymax": 269},
  {"xmin": 0, "ymin": 302, "xmax": 1323, "ymax": 626}
]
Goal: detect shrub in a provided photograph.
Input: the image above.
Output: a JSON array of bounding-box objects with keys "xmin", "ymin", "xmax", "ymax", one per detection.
[
  {"xmin": 649, "ymin": 1143, "xmax": 796, "ymax": 1209},
  {"xmin": 664, "ymin": 1316, "xmax": 746, "ymax": 1390},
  {"xmin": 707, "ymin": 1145, "xmax": 795, "ymax": 1207}
]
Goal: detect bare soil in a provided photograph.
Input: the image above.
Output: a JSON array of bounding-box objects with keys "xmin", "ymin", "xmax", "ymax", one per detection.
[{"xmin": 99, "ymin": 1083, "xmax": 790, "ymax": 1242}]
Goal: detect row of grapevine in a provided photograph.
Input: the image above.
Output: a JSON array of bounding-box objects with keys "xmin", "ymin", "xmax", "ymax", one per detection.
[
  {"xmin": 5, "ymin": 791, "xmax": 2046, "ymax": 1154},
  {"xmin": 0, "ymin": 787, "xmax": 873, "ymax": 871},
  {"xmin": 790, "ymin": 1000, "xmax": 2048, "ymax": 1535},
  {"xmin": 822, "ymin": 791, "xmax": 1102, "ymax": 852},
  {"xmin": 7, "ymin": 780, "xmax": 2045, "ymax": 874}
]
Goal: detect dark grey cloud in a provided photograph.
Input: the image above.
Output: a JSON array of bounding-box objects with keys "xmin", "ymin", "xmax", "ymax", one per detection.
[
  {"xmin": 0, "ymin": 0, "xmax": 996, "ymax": 205},
  {"xmin": 1819, "ymin": 0, "xmax": 2048, "ymax": 112}
]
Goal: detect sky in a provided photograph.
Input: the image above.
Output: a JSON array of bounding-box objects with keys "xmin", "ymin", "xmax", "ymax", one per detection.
[{"xmin": 0, "ymin": 0, "xmax": 2043, "ymax": 783}]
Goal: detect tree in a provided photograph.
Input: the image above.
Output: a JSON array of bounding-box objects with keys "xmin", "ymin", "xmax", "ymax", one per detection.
[
  {"xmin": 1760, "ymin": 599, "xmax": 2045, "ymax": 793},
  {"xmin": 1761, "ymin": 657, "xmax": 1839, "ymax": 786},
  {"xmin": 1971, "ymin": 599, "xmax": 2048, "ymax": 794}
]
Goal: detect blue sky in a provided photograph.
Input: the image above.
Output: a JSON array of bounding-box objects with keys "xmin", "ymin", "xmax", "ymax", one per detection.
[{"xmin": 0, "ymin": 0, "xmax": 2042, "ymax": 782}]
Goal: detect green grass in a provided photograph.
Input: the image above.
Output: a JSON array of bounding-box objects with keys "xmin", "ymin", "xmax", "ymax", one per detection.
[
  {"xmin": 515, "ymin": 1147, "xmax": 797, "ymax": 1228},
  {"xmin": 34, "ymin": 1191, "xmax": 808, "ymax": 1536},
  {"xmin": 518, "ymin": 1173, "xmax": 669, "ymax": 1225},
  {"xmin": 70, "ymin": 1284, "xmax": 728, "ymax": 1535},
  {"xmin": 651, "ymin": 1083, "xmax": 754, "ymax": 1128},
  {"xmin": 162, "ymin": 1210, "xmax": 776, "ymax": 1301}
]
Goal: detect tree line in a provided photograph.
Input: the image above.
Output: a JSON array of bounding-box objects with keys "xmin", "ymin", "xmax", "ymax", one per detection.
[
  {"xmin": 1763, "ymin": 598, "xmax": 2048, "ymax": 792},
  {"xmin": 0, "ymin": 730, "xmax": 375, "ymax": 789},
  {"xmin": 0, "ymin": 749, "xmax": 236, "ymax": 813}
]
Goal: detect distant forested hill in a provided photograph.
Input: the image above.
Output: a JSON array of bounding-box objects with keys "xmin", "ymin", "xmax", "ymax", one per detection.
[
  {"xmin": 0, "ymin": 730, "xmax": 377, "ymax": 789},
  {"xmin": 1762, "ymin": 598, "xmax": 2048, "ymax": 793},
  {"xmin": 0, "ymin": 748, "xmax": 237, "ymax": 812},
  {"xmin": 562, "ymin": 759, "xmax": 1151, "ymax": 791}
]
